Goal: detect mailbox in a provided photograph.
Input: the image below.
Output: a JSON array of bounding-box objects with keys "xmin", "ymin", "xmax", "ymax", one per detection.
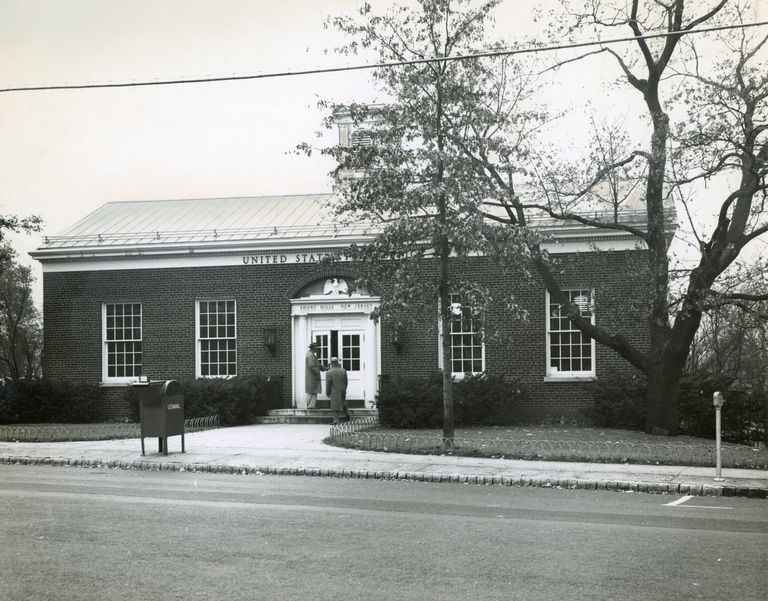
[
  {"xmin": 135, "ymin": 380, "xmax": 185, "ymax": 456},
  {"xmin": 713, "ymin": 391, "xmax": 725, "ymax": 408}
]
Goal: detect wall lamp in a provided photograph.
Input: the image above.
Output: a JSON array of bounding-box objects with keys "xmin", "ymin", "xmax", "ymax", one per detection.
[
  {"xmin": 391, "ymin": 323, "xmax": 404, "ymax": 352},
  {"xmin": 264, "ymin": 327, "xmax": 277, "ymax": 353}
]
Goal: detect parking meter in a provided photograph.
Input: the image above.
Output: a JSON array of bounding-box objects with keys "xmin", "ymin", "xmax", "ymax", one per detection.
[{"xmin": 713, "ymin": 391, "xmax": 725, "ymax": 480}]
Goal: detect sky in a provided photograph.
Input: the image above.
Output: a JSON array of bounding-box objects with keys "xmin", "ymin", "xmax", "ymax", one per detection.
[{"xmin": 1, "ymin": 0, "xmax": 765, "ymax": 302}]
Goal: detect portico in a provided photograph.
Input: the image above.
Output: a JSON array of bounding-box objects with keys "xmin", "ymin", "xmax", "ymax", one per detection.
[{"xmin": 291, "ymin": 277, "xmax": 380, "ymax": 409}]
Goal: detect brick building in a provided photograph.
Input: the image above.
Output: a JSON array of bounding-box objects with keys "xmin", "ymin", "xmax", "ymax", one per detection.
[{"xmin": 32, "ymin": 194, "xmax": 651, "ymax": 421}]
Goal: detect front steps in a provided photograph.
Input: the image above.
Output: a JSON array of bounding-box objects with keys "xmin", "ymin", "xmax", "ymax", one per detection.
[{"xmin": 254, "ymin": 408, "xmax": 378, "ymax": 424}]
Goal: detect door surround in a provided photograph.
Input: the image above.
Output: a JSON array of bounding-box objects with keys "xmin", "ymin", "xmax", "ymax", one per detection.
[{"xmin": 290, "ymin": 288, "xmax": 380, "ymax": 409}]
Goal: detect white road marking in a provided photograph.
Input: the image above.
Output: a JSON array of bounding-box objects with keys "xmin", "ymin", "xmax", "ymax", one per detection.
[
  {"xmin": 665, "ymin": 495, "xmax": 694, "ymax": 506},
  {"xmin": 664, "ymin": 495, "xmax": 732, "ymax": 509}
]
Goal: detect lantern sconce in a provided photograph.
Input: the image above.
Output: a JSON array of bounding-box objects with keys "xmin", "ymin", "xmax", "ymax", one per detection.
[
  {"xmin": 264, "ymin": 327, "xmax": 277, "ymax": 353},
  {"xmin": 391, "ymin": 323, "xmax": 404, "ymax": 352}
]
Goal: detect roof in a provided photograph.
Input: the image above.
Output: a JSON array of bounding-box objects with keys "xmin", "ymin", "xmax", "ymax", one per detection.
[
  {"xmin": 32, "ymin": 193, "xmax": 672, "ymax": 264},
  {"xmin": 32, "ymin": 194, "xmax": 373, "ymax": 259}
]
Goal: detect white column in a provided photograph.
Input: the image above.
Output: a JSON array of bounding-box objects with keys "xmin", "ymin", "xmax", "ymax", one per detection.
[
  {"xmin": 364, "ymin": 316, "xmax": 378, "ymax": 408},
  {"xmin": 294, "ymin": 314, "xmax": 308, "ymax": 409}
]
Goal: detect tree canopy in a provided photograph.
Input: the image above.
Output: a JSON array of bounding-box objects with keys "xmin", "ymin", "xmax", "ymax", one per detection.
[{"xmin": 312, "ymin": 0, "xmax": 767, "ymax": 436}]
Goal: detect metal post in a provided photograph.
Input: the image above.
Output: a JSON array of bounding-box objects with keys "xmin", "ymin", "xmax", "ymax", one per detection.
[
  {"xmin": 713, "ymin": 391, "xmax": 725, "ymax": 482},
  {"xmin": 714, "ymin": 406, "xmax": 723, "ymax": 481}
]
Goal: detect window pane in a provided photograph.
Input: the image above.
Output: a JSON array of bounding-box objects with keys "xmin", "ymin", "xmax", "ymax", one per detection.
[
  {"xmin": 547, "ymin": 290, "xmax": 595, "ymax": 374},
  {"xmin": 105, "ymin": 304, "xmax": 142, "ymax": 379},
  {"xmin": 198, "ymin": 301, "xmax": 236, "ymax": 376},
  {"xmin": 447, "ymin": 294, "xmax": 483, "ymax": 374}
]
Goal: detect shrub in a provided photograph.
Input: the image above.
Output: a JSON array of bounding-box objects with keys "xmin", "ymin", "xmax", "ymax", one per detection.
[
  {"xmin": 678, "ymin": 373, "xmax": 766, "ymax": 445},
  {"xmin": 454, "ymin": 373, "xmax": 524, "ymax": 426},
  {"xmin": 128, "ymin": 375, "xmax": 284, "ymax": 427},
  {"xmin": 586, "ymin": 375, "xmax": 647, "ymax": 431},
  {"xmin": 0, "ymin": 378, "xmax": 102, "ymax": 424},
  {"xmin": 587, "ymin": 372, "xmax": 766, "ymax": 444},
  {"xmin": 377, "ymin": 372, "xmax": 443, "ymax": 429},
  {"xmin": 378, "ymin": 372, "xmax": 525, "ymax": 428}
]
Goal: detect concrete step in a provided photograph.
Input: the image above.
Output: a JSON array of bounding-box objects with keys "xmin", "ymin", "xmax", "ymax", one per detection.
[{"xmin": 253, "ymin": 408, "xmax": 377, "ymax": 425}]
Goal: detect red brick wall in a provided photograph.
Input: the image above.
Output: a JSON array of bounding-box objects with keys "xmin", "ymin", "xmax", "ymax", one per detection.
[{"xmin": 42, "ymin": 249, "xmax": 649, "ymax": 421}]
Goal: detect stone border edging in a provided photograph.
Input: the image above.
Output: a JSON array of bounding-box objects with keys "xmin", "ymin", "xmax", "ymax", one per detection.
[{"xmin": 2, "ymin": 455, "xmax": 765, "ymax": 498}]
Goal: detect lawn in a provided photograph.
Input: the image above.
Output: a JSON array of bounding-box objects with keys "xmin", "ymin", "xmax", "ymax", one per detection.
[{"xmin": 329, "ymin": 423, "xmax": 768, "ymax": 469}]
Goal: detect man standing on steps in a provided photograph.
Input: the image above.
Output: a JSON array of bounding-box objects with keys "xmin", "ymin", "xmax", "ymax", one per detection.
[
  {"xmin": 326, "ymin": 357, "xmax": 348, "ymax": 424},
  {"xmin": 305, "ymin": 342, "xmax": 325, "ymax": 409}
]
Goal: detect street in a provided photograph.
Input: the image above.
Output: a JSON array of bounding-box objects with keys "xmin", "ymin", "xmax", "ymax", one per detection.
[{"xmin": 1, "ymin": 465, "xmax": 766, "ymax": 601}]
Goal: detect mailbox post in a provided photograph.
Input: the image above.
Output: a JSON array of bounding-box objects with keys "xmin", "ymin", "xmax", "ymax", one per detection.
[
  {"xmin": 713, "ymin": 391, "xmax": 725, "ymax": 481},
  {"xmin": 135, "ymin": 380, "xmax": 185, "ymax": 456}
]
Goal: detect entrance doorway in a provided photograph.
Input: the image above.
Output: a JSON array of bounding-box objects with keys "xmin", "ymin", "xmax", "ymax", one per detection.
[
  {"xmin": 291, "ymin": 280, "xmax": 380, "ymax": 409},
  {"xmin": 311, "ymin": 329, "xmax": 363, "ymax": 399}
]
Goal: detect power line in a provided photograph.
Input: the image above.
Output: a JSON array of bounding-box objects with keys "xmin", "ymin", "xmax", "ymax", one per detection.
[{"xmin": 2, "ymin": 20, "xmax": 767, "ymax": 93}]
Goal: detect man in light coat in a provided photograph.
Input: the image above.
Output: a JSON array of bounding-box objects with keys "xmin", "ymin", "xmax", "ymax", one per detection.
[{"xmin": 325, "ymin": 357, "xmax": 348, "ymax": 424}]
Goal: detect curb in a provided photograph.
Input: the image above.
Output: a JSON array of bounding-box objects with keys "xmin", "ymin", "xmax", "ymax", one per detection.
[{"xmin": 2, "ymin": 455, "xmax": 766, "ymax": 498}]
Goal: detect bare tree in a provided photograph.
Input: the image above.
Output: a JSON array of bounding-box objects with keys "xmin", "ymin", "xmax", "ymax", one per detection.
[{"xmin": 457, "ymin": 0, "xmax": 767, "ymax": 434}]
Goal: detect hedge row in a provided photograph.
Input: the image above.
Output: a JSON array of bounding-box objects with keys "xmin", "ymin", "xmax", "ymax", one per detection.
[
  {"xmin": 0, "ymin": 375, "xmax": 283, "ymax": 426},
  {"xmin": 0, "ymin": 379, "xmax": 103, "ymax": 424},
  {"xmin": 587, "ymin": 373, "xmax": 767, "ymax": 445},
  {"xmin": 127, "ymin": 375, "xmax": 284, "ymax": 427}
]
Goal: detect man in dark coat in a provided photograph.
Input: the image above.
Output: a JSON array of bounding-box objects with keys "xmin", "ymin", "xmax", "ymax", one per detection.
[
  {"xmin": 325, "ymin": 357, "xmax": 348, "ymax": 424},
  {"xmin": 305, "ymin": 342, "xmax": 325, "ymax": 409}
]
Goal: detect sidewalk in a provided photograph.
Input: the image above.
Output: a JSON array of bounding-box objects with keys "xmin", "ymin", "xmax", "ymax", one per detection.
[{"xmin": 1, "ymin": 424, "xmax": 766, "ymax": 497}]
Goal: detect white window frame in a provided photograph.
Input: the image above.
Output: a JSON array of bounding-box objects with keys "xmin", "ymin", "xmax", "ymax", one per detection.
[
  {"xmin": 437, "ymin": 293, "xmax": 485, "ymax": 378},
  {"xmin": 102, "ymin": 302, "xmax": 143, "ymax": 384},
  {"xmin": 545, "ymin": 289, "xmax": 596, "ymax": 381},
  {"xmin": 196, "ymin": 300, "xmax": 237, "ymax": 378}
]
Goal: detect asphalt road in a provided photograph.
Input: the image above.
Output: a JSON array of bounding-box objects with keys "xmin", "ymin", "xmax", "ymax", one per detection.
[{"xmin": 1, "ymin": 465, "xmax": 766, "ymax": 601}]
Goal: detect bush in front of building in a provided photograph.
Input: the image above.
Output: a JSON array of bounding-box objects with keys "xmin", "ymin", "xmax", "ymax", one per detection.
[
  {"xmin": 0, "ymin": 378, "xmax": 102, "ymax": 424},
  {"xmin": 588, "ymin": 373, "xmax": 766, "ymax": 445},
  {"xmin": 377, "ymin": 372, "xmax": 443, "ymax": 429},
  {"xmin": 377, "ymin": 372, "xmax": 525, "ymax": 428},
  {"xmin": 585, "ymin": 375, "xmax": 647, "ymax": 431},
  {"xmin": 127, "ymin": 375, "xmax": 284, "ymax": 426},
  {"xmin": 455, "ymin": 373, "xmax": 524, "ymax": 426}
]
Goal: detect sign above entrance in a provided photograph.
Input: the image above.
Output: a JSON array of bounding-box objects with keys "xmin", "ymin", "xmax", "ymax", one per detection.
[{"xmin": 291, "ymin": 300, "xmax": 378, "ymax": 316}]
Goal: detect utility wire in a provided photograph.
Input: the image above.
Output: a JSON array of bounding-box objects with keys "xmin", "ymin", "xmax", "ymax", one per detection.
[{"xmin": 2, "ymin": 20, "xmax": 767, "ymax": 93}]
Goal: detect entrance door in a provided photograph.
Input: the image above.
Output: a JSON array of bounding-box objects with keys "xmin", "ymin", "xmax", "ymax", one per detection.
[
  {"xmin": 311, "ymin": 330, "xmax": 331, "ymax": 401},
  {"xmin": 310, "ymin": 325, "xmax": 364, "ymax": 401},
  {"xmin": 339, "ymin": 331, "xmax": 363, "ymax": 399}
]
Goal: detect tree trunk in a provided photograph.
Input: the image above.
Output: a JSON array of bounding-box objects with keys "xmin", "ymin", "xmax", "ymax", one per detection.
[
  {"xmin": 441, "ymin": 305, "xmax": 455, "ymax": 445},
  {"xmin": 645, "ymin": 291, "xmax": 705, "ymax": 435},
  {"xmin": 435, "ymin": 67, "xmax": 454, "ymax": 447},
  {"xmin": 645, "ymin": 362, "xmax": 683, "ymax": 436}
]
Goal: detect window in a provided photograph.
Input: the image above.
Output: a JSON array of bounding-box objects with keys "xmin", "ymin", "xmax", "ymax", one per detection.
[
  {"xmin": 442, "ymin": 293, "xmax": 484, "ymax": 375},
  {"xmin": 546, "ymin": 289, "xmax": 595, "ymax": 377},
  {"xmin": 103, "ymin": 303, "xmax": 142, "ymax": 382},
  {"xmin": 197, "ymin": 300, "xmax": 237, "ymax": 377}
]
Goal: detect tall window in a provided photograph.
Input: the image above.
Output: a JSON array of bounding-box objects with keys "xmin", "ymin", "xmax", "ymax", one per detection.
[
  {"xmin": 197, "ymin": 300, "xmax": 237, "ymax": 377},
  {"xmin": 547, "ymin": 289, "xmax": 595, "ymax": 377},
  {"xmin": 447, "ymin": 293, "xmax": 484, "ymax": 375},
  {"xmin": 103, "ymin": 303, "xmax": 142, "ymax": 381}
]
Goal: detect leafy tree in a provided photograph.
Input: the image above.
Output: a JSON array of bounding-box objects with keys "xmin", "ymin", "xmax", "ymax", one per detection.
[
  {"xmin": 454, "ymin": 0, "xmax": 767, "ymax": 434},
  {"xmin": 310, "ymin": 0, "xmax": 535, "ymax": 443},
  {"xmin": 0, "ymin": 213, "xmax": 42, "ymax": 381},
  {"xmin": 0, "ymin": 245, "xmax": 42, "ymax": 381}
]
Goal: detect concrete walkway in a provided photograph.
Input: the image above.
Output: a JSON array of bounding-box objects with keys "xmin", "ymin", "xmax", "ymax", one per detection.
[{"xmin": 1, "ymin": 424, "xmax": 766, "ymax": 497}]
